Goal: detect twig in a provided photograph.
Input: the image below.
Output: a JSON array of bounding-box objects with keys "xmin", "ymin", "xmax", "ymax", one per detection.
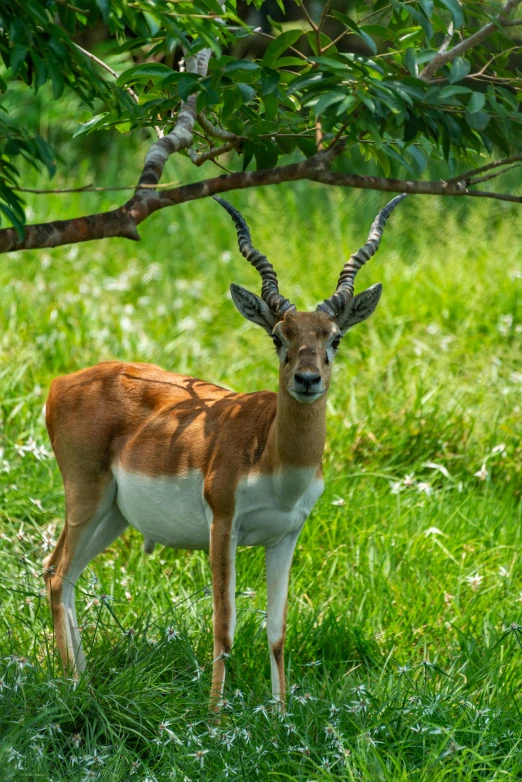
[
  {"xmin": 251, "ymin": 29, "xmax": 307, "ymax": 60},
  {"xmin": 466, "ymin": 190, "xmax": 522, "ymax": 202},
  {"xmin": 494, "ymin": 16, "xmax": 522, "ymax": 25},
  {"xmin": 358, "ymin": 0, "xmax": 416, "ymax": 24},
  {"xmin": 468, "ymin": 162, "xmax": 522, "ymax": 185},
  {"xmin": 448, "ymin": 152, "xmax": 522, "ymax": 183},
  {"xmin": 420, "ymin": 0, "xmax": 522, "ymax": 82},
  {"xmin": 188, "ymin": 142, "xmax": 237, "ymax": 166},
  {"xmin": 14, "ymin": 181, "xmax": 180, "ymax": 194},
  {"xmin": 56, "ymin": 0, "xmax": 89, "ymax": 12},
  {"xmin": 73, "ymin": 43, "xmax": 164, "ymax": 140},
  {"xmin": 301, "ymin": 3, "xmax": 317, "ymax": 31},
  {"xmin": 197, "ymin": 113, "xmax": 241, "ymax": 141},
  {"xmin": 438, "ymin": 22, "xmax": 454, "ymax": 54},
  {"xmin": 73, "ymin": 43, "xmax": 139, "ymax": 104}
]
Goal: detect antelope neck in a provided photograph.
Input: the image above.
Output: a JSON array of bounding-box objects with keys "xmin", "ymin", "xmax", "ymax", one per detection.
[{"xmin": 267, "ymin": 385, "xmax": 327, "ymax": 471}]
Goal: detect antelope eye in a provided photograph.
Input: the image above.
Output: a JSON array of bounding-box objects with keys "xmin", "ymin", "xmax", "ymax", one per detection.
[
  {"xmin": 272, "ymin": 335, "xmax": 283, "ymax": 350},
  {"xmin": 332, "ymin": 336, "xmax": 341, "ymax": 350}
]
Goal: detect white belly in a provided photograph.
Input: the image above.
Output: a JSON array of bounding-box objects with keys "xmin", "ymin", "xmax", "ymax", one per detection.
[
  {"xmin": 113, "ymin": 465, "xmax": 211, "ymax": 549},
  {"xmin": 112, "ymin": 465, "xmax": 323, "ymax": 550}
]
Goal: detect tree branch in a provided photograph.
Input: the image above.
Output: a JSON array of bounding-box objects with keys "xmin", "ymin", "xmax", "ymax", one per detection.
[
  {"xmin": 136, "ymin": 47, "xmax": 212, "ymax": 189},
  {"xmin": 188, "ymin": 142, "xmax": 238, "ymax": 166},
  {"xmin": 420, "ymin": 0, "xmax": 522, "ymax": 82},
  {"xmin": 5, "ymin": 145, "xmax": 522, "ymax": 255},
  {"xmin": 197, "ymin": 113, "xmax": 241, "ymax": 141}
]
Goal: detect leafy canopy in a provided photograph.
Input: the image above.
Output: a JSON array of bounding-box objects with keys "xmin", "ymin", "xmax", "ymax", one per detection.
[{"xmin": 1, "ymin": 0, "xmax": 521, "ymax": 235}]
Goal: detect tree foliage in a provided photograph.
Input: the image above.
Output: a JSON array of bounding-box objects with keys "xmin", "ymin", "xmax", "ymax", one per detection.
[{"xmin": 0, "ymin": 0, "xmax": 522, "ymax": 246}]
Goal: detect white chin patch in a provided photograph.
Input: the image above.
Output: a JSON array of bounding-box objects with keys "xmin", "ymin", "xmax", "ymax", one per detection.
[{"xmin": 289, "ymin": 390, "xmax": 325, "ymax": 404}]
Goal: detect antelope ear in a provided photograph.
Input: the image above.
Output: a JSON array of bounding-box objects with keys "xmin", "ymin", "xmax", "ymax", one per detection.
[
  {"xmin": 230, "ymin": 283, "xmax": 277, "ymax": 335},
  {"xmin": 337, "ymin": 283, "xmax": 382, "ymax": 335}
]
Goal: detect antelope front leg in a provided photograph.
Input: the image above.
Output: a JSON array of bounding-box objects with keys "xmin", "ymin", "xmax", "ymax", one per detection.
[
  {"xmin": 265, "ymin": 530, "xmax": 300, "ymax": 707},
  {"xmin": 209, "ymin": 518, "xmax": 237, "ymax": 713}
]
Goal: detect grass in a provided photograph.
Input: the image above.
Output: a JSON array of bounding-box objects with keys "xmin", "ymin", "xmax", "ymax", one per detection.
[{"xmin": 1, "ymin": 147, "xmax": 522, "ymax": 780}]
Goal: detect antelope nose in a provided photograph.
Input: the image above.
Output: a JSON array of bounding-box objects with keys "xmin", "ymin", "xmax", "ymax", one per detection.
[{"xmin": 294, "ymin": 372, "xmax": 322, "ymax": 391}]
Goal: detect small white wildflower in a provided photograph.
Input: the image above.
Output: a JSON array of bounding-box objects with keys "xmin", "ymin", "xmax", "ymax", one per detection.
[
  {"xmin": 331, "ymin": 497, "xmax": 345, "ymax": 506},
  {"xmin": 221, "ymin": 251, "xmax": 232, "ymax": 263},
  {"xmin": 492, "ymin": 443, "xmax": 507, "ymax": 456},
  {"xmin": 192, "ymin": 663, "xmax": 205, "ymax": 681},
  {"xmin": 417, "ymin": 482, "xmax": 432, "ymax": 496},
  {"xmin": 499, "ymin": 566, "xmax": 510, "ymax": 578},
  {"xmin": 188, "ymin": 749, "xmax": 209, "ymax": 768},
  {"xmin": 474, "ymin": 464, "xmax": 488, "ymax": 481},
  {"xmin": 403, "ymin": 473, "xmax": 415, "ymax": 487},
  {"xmin": 165, "ymin": 626, "xmax": 180, "ymax": 641},
  {"xmin": 29, "ymin": 497, "xmax": 44, "ymax": 512},
  {"xmin": 84, "ymin": 748, "xmax": 108, "ymax": 767},
  {"xmin": 466, "ymin": 573, "xmax": 483, "ymax": 592},
  {"xmin": 390, "ymin": 481, "xmax": 403, "ymax": 495},
  {"xmin": 424, "ymin": 526, "xmax": 443, "ymax": 537},
  {"xmin": 498, "ymin": 314, "xmax": 513, "ymax": 335}
]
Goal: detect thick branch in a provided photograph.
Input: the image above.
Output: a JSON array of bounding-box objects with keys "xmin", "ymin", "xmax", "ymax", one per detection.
[
  {"xmin": 136, "ymin": 48, "xmax": 212, "ymax": 189},
  {"xmin": 420, "ymin": 0, "xmax": 522, "ymax": 82},
  {"xmin": 7, "ymin": 146, "xmax": 522, "ymax": 255}
]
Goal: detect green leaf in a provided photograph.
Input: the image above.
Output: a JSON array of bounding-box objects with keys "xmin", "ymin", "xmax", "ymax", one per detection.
[
  {"xmin": 178, "ymin": 73, "xmax": 201, "ymax": 101},
  {"xmin": 419, "ymin": 0, "xmax": 434, "ymax": 17},
  {"xmin": 449, "ymin": 57, "xmax": 470, "ymax": 83},
  {"xmin": 296, "ymin": 137, "xmax": 318, "ymax": 158},
  {"xmin": 438, "ymin": 0, "xmax": 463, "ymax": 28},
  {"xmin": 262, "ymin": 30, "xmax": 303, "ymax": 68},
  {"xmin": 116, "ymin": 63, "xmax": 173, "ymax": 86},
  {"xmin": 313, "ymin": 92, "xmax": 345, "ymax": 117},
  {"xmin": 222, "ymin": 89, "xmax": 243, "ymax": 123},
  {"xmin": 254, "ymin": 140, "xmax": 278, "ymax": 170},
  {"xmin": 261, "ymin": 91, "xmax": 278, "ymax": 121},
  {"xmin": 383, "ymin": 143, "xmax": 416, "ymax": 175},
  {"xmin": 405, "ymin": 48, "xmax": 418, "ymax": 77},
  {"xmin": 30, "ymin": 51, "xmax": 47, "ymax": 90},
  {"xmin": 331, "ymin": 10, "xmax": 377, "ymax": 55},
  {"xmin": 336, "ymin": 95, "xmax": 357, "ymax": 115},
  {"xmin": 73, "ymin": 112, "xmax": 109, "ymax": 138},
  {"xmin": 0, "ymin": 203, "xmax": 25, "ymax": 241},
  {"xmin": 10, "ymin": 44, "xmax": 28, "ymax": 78},
  {"xmin": 465, "ymin": 110, "xmax": 489, "ymax": 130},
  {"xmin": 407, "ymin": 145, "xmax": 427, "ymax": 174},
  {"xmin": 237, "ymin": 83, "xmax": 256, "ymax": 103},
  {"xmin": 373, "ymin": 147, "xmax": 390, "ymax": 176},
  {"xmin": 260, "ymin": 67, "xmax": 280, "ymax": 96},
  {"xmin": 46, "ymin": 58, "xmax": 65, "ymax": 99},
  {"xmin": 361, "ymin": 24, "xmax": 398, "ymax": 42},
  {"xmin": 223, "ymin": 60, "xmax": 260, "ymax": 74},
  {"xmin": 242, "ymin": 139, "xmax": 254, "ymax": 170},
  {"xmin": 468, "ymin": 91, "xmax": 486, "ymax": 113},
  {"xmin": 407, "ymin": 7, "xmax": 433, "ymax": 40}
]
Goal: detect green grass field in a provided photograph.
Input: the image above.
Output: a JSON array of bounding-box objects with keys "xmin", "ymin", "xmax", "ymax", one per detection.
[{"xmin": 1, "ymin": 152, "xmax": 522, "ymax": 780}]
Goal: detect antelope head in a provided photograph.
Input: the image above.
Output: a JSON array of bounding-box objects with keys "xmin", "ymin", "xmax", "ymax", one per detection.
[{"xmin": 214, "ymin": 194, "xmax": 406, "ymax": 404}]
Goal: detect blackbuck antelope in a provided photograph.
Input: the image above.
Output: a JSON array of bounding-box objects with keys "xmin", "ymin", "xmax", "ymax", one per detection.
[{"xmin": 44, "ymin": 193, "xmax": 405, "ymax": 709}]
